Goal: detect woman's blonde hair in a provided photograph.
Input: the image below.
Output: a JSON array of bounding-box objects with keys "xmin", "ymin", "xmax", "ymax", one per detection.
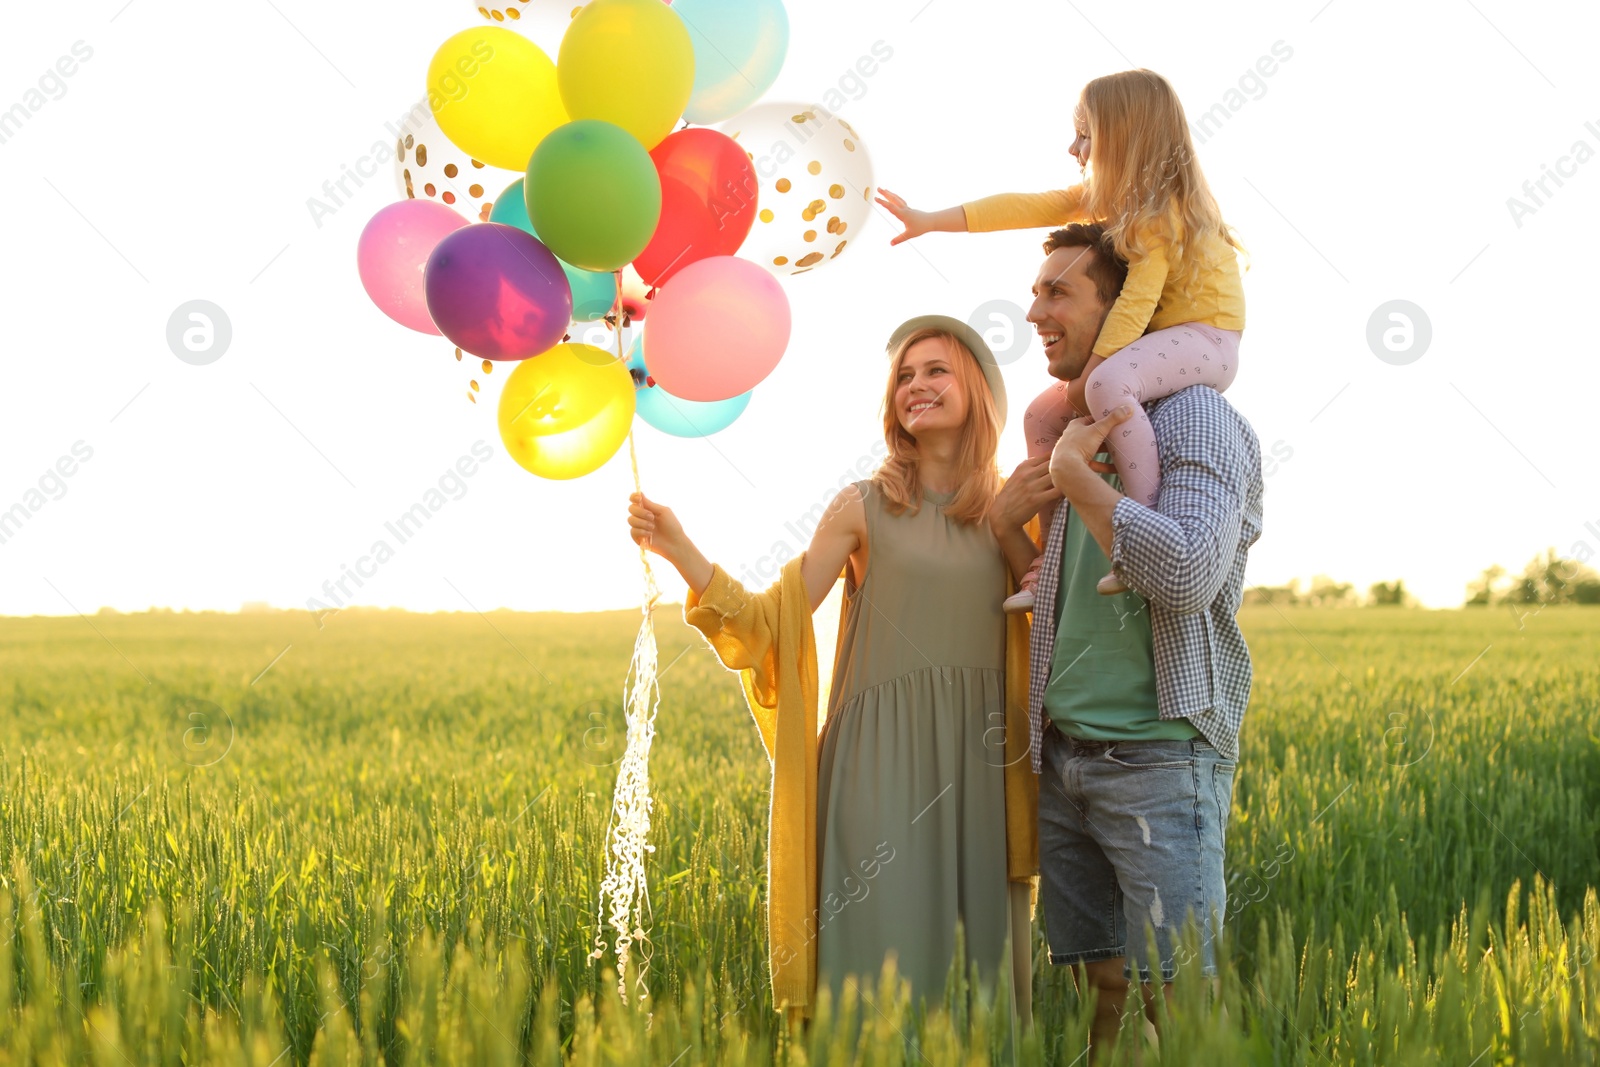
[
  {"xmin": 1077, "ymin": 68, "xmax": 1245, "ymax": 291},
  {"xmin": 872, "ymin": 328, "xmax": 1000, "ymax": 525}
]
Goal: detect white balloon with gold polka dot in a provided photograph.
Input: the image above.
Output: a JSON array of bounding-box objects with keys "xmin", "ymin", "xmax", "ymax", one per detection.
[
  {"xmin": 718, "ymin": 102, "xmax": 874, "ymax": 277},
  {"xmin": 392, "ymin": 98, "xmax": 522, "ymax": 223},
  {"xmin": 467, "ymin": 0, "xmax": 592, "ymax": 54}
]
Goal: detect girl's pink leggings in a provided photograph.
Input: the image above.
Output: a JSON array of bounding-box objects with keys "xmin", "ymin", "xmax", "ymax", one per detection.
[{"xmin": 1022, "ymin": 322, "xmax": 1242, "ymax": 508}]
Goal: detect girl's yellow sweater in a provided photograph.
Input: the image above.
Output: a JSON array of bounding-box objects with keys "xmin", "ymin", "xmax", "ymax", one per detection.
[
  {"xmin": 684, "ymin": 543, "xmax": 1039, "ymax": 1020},
  {"xmin": 963, "ymin": 187, "xmax": 1246, "ymax": 357}
]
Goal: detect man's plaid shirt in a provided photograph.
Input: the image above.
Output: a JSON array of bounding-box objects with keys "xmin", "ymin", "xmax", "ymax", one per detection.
[{"xmin": 1027, "ymin": 385, "xmax": 1264, "ymax": 768}]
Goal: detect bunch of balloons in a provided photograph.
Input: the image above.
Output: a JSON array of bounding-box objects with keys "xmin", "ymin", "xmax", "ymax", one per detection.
[{"xmin": 355, "ymin": 0, "xmax": 873, "ymax": 481}]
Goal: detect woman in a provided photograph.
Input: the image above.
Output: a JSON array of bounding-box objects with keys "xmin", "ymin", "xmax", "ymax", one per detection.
[{"xmin": 627, "ymin": 316, "xmax": 1040, "ymax": 1025}]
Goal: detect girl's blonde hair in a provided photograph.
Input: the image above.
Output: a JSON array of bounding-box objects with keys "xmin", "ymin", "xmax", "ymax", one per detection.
[
  {"xmin": 1078, "ymin": 69, "xmax": 1245, "ymax": 291},
  {"xmin": 872, "ymin": 328, "xmax": 1001, "ymax": 526}
]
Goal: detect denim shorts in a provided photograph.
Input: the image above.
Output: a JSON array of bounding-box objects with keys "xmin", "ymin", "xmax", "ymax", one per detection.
[{"xmin": 1037, "ymin": 725, "xmax": 1236, "ymax": 982}]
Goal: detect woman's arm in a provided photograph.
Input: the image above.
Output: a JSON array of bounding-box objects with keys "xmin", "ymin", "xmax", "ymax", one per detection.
[
  {"xmin": 628, "ymin": 485, "xmax": 866, "ymax": 615},
  {"xmin": 799, "ymin": 485, "xmax": 866, "ymax": 612},
  {"xmin": 629, "ymin": 487, "xmax": 863, "ymax": 711},
  {"xmin": 628, "ymin": 492, "xmax": 713, "ymax": 595}
]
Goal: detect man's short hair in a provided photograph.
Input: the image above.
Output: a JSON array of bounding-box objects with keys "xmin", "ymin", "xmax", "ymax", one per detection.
[{"xmin": 1043, "ymin": 223, "xmax": 1128, "ymax": 307}]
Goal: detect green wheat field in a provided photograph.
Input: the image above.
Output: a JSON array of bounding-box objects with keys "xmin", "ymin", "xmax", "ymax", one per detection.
[{"xmin": 1, "ymin": 603, "xmax": 1597, "ymax": 1064}]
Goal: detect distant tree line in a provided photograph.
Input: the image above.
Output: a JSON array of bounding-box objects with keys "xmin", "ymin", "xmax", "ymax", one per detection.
[
  {"xmin": 1243, "ymin": 548, "xmax": 1600, "ymax": 608},
  {"xmin": 1465, "ymin": 548, "xmax": 1600, "ymax": 607}
]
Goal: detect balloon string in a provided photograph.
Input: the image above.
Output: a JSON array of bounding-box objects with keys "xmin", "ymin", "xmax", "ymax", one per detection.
[
  {"xmin": 618, "ymin": 281, "xmax": 660, "ymax": 612},
  {"xmin": 591, "ymin": 272, "xmax": 661, "ymax": 1006}
]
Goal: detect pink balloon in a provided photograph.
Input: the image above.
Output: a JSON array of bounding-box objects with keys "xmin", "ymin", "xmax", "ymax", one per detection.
[
  {"xmin": 357, "ymin": 200, "xmax": 467, "ymax": 335},
  {"xmin": 644, "ymin": 257, "xmax": 791, "ymax": 401}
]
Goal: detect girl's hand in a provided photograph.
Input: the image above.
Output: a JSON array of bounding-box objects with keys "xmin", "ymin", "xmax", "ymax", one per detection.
[
  {"xmin": 874, "ymin": 187, "xmax": 935, "ymax": 246},
  {"xmin": 628, "ymin": 492, "xmax": 688, "ymax": 562}
]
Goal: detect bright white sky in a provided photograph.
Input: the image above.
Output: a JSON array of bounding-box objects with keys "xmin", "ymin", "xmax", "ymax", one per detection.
[{"xmin": 2, "ymin": 0, "xmax": 1597, "ymax": 617}]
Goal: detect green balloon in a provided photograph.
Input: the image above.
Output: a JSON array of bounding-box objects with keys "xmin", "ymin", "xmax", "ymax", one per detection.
[
  {"xmin": 527, "ymin": 120, "xmax": 662, "ymax": 274},
  {"xmin": 490, "ymin": 178, "xmax": 618, "ymax": 322}
]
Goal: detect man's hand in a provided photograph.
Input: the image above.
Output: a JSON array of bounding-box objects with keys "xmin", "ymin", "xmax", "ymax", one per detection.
[
  {"xmin": 1047, "ymin": 405, "xmax": 1136, "ymax": 560},
  {"xmin": 1049, "ymin": 406, "xmax": 1133, "ymax": 495}
]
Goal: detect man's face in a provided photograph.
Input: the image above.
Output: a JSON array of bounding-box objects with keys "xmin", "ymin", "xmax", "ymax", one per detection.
[{"xmin": 1027, "ymin": 245, "xmax": 1111, "ymax": 382}]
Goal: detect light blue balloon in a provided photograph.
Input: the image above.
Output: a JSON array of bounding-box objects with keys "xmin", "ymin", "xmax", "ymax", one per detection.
[
  {"xmin": 626, "ymin": 337, "xmax": 752, "ymax": 438},
  {"xmin": 489, "ymin": 178, "xmax": 617, "ymax": 322},
  {"xmin": 674, "ymin": 0, "xmax": 790, "ymax": 125}
]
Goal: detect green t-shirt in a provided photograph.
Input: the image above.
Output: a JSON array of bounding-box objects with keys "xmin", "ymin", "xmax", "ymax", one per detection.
[{"xmin": 1043, "ymin": 467, "xmax": 1199, "ymax": 742}]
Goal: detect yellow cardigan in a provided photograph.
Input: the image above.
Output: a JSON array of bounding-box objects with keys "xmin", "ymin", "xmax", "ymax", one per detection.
[
  {"xmin": 684, "ymin": 542, "xmax": 1039, "ymax": 1018},
  {"xmin": 962, "ymin": 186, "xmax": 1246, "ymax": 357}
]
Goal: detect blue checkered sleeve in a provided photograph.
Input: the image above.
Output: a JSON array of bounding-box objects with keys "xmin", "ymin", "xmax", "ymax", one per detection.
[
  {"xmin": 1027, "ymin": 385, "xmax": 1264, "ymax": 764},
  {"xmin": 1109, "ymin": 392, "xmax": 1252, "ymax": 615}
]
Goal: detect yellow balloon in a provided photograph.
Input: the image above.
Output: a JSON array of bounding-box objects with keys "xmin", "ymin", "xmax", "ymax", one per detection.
[
  {"xmin": 558, "ymin": 0, "xmax": 694, "ymax": 150},
  {"xmin": 428, "ymin": 27, "xmax": 568, "ymax": 171},
  {"xmin": 497, "ymin": 344, "xmax": 636, "ymax": 480}
]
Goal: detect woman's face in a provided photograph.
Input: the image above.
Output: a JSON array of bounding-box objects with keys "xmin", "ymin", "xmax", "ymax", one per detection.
[{"xmin": 894, "ymin": 337, "xmax": 968, "ymax": 436}]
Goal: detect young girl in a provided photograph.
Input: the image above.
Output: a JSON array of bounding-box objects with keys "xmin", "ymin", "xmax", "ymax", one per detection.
[{"xmin": 876, "ymin": 68, "xmax": 1246, "ymax": 603}]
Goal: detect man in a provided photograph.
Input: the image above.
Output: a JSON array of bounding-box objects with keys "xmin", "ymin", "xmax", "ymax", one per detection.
[{"xmin": 989, "ymin": 222, "xmax": 1264, "ymax": 1052}]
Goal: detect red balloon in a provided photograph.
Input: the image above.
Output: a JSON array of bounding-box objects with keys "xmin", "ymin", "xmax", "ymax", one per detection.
[{"xmin": 633, "ymin": 129, "xmax": 758, "ymax": 287}]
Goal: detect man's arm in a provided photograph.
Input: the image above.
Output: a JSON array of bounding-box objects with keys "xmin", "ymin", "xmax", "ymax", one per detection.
[
  {"xmin": 1048, "ymin": 391, "xmax": 1250, "ymax": 615},
  {"xmin": 1046, "ymin": 409, "xmax": 1134, "ymax": 560},
  {"xmin": 1108, "ymin": 392, "xmax": 1249, "ymax": 614}
]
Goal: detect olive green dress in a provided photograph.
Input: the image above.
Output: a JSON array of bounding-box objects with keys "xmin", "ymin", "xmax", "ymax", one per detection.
[{"xmin": 814, "ymin": 479, "xmax": 1011, "ymax": 1010}]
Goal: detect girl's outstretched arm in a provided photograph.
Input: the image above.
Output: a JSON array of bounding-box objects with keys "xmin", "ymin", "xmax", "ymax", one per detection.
[
  {"xmin": 875, "ymin": 187, "xmax": 969, "ymax": 246},
  {"xmin": 878, "ymin": 186, "xmax": 1093, "ymax": 244},
  {"xmin": 962, "ymin": 186, "xmax": 1090, "ymax": 233}
]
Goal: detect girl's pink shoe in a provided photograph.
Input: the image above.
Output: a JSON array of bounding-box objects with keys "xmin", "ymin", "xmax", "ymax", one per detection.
[{"xmin": 1004, "ymin": 554, "xmax": 1045, "ymax": 614}]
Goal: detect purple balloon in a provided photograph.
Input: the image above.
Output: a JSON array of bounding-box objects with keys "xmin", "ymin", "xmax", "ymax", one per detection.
[{"xmin": 423, "ymin": 223, "xmax": 574, "ymax": 360}]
